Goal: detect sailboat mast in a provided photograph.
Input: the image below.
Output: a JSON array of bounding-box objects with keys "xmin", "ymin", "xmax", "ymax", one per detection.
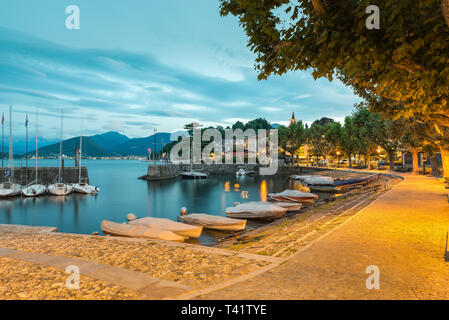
[
  {"xmin": 58, "ymin": 110, "xmax": 63, "ymax": 182},
  {"xmin": 79, "ymin": 115, "xmax": 83, "ymax": 183},
  {"xmin": 9, "ymin": 106, "xmax": 13, "ymax": 179},
  {"xmin": 1, "ymin": 112, "xmax": 4, "ymax": 168},
  {"xmin": 25, "ymin": 114, "xmax": 28, "ymax": 170},
  {"xmin": 35, "ymin": 108, "xmax": 38, "ymax": 182}
]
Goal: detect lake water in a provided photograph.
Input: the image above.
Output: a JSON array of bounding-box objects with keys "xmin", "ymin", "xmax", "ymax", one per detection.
[{"xmin": 0, "ymin": 159, "xmax": 324, "ymax": 245}]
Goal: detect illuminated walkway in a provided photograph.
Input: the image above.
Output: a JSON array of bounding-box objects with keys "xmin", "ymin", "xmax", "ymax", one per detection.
[{"xmin": 197, "ymin": 174, "xmax": 449, "ymax": 299}]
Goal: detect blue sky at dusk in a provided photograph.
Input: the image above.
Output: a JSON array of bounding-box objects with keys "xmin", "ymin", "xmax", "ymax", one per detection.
[{"xmin": 0, "ymin": 0, "xmax": 360, "ymax": 139}]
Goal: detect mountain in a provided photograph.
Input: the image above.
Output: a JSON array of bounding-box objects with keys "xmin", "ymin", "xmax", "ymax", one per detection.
[
  {"xmin": 35, "ymin": 137, "xmax": 112, "ymax": 157},
  {"xmin": 2, "ymin": 137, "xmax": 59, "ymax": 155},
  {"xmin": 89, "ymin": 131, "xmax": 130, "ymax": 152},
  {"xmin": 113, "ymin": 132, "xmax": 171, "ymax": 156}
]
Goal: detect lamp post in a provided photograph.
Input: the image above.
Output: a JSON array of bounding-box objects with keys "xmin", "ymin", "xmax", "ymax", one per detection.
[{"xmin": 336, "ymin": 151, "xmax": 341, "ymax": 167}]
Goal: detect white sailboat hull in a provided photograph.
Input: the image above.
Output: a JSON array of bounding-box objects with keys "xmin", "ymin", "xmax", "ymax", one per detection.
[
  {"xmin": 73, "ymin": 184, "xmax": 99, "ymax": 194},
  {"xmin": 180, "ymin": 171, "xmax": 208, "ymax": 179},
  {"xmin": 48, "ymin": 184, "xmax": 73, "ymax": 196},
  {"xmin": 22, "ymin": 184, "xmax": 46, "ymax": 197},
  {"xmin": 0, "ymin": 183, "xmax": 21, "ymax": 198}
]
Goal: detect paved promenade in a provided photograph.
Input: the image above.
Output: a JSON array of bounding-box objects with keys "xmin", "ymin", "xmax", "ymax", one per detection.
[{"xmin": 198, "ymin": 174, "xmax": 449, "ymax": 299}]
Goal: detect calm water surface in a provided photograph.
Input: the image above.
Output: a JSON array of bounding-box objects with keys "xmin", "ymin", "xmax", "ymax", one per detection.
[{"xmin": 0, "ymin": 159, "xmax": 323, "ymax": 245}]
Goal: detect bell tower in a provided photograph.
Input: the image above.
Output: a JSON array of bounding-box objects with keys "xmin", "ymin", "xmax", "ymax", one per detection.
[{"xmin": 290, "ymin": 112, "xmax": 296, "ymax": 125}]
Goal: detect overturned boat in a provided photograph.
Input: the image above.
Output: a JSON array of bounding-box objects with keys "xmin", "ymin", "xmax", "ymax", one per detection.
[
  {"xmin": 128, "ymin": 217, "xmax": 203, "ymax": 238},
  {"xmin": 179, "ymin": 213, "xmax": 247, "ymax": 231},
  {"xmin": 268, "ymin": 190, "xmax": 319, "ymax": 204},
  {"xmin": 226, "ymin": 202, "xmax": 287, "ymax": 220},
  {"xmin": 309, "ymin": 174, "xmax": 381, "ymax": 193},
  {"xmin": 101, "ymin": 220, "xmax": 185, "ymax": 242},
  {"xmin": 289, "ymin": 175, "xmax": 334, "ymax": 186}
]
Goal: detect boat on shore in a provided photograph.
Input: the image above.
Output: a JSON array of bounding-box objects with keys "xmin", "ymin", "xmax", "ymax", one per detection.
[
  {"xmin": 226, "ymin": 202, "xmax": 287, "ymax": 220},
  {"xmin": 289, "ymin": 175, "xmax": 334, "ymax": 186},
  {"xmin": 101, "ymin": 220, "xmax": 186, "ymax": 242},
  {"xmin": 268, "ymin": 190, "xmax": 319, "ymax": 204},
  {"xmin": 179, "ymin": 213, "xmax": 247, "ymax": 231},
  {"xmin": 128, "ymin": 217, "xmax": 203, "ymax": 238},
  {"xmin": 309, "ymin": 174, "xmax": 381, "ymax": 193},
  {"xmin": 267, "ymin": 202, "xmax": 303, "ymax": 212}
]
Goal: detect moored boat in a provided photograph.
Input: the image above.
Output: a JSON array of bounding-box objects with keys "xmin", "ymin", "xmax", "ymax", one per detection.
[
  {"xmin": 48, "ymin": 183, "xmax": 73, "ymax": 196},
  {"xmin": 268, "ymin": 190, "xmax": 319, "ymax": 204},
  {"xmin": 179, "ymin": 213, "xmax": 247, "ymax": 231},
  {"xmin": 309, "ymin": 174, "xmax": 381, "ymax": 193},
  {"xmin": 0, "ymin": 182, "xmax": 21, "ymax": 198},
  {"xmin": 129, "ymin": 217, "xmax": 203, "ymax": 238},
  {"xmin": 180, "ymin": 171, "xmax": 208, "ymax": 179},
  {"xmin": 226, "ymin": 202, "xmax": 287, "ymax": 220},
  {"xmin": 22, "ymin": 183, "xmax": 46, "ymax": 197},
  {"xmin": 289, "ymin": 175, "xmax": 334, "ymax": 186},
  {"xmin": 73, "ymin": 181, "xmax": 99, "ymax": 194},
  {"xmin": 101, "ymin": 220, "xmax": 185, "ymax": 242}
]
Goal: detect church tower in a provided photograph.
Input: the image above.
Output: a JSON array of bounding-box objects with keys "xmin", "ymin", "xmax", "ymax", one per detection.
[{"xmin": 290, "ymin": 112, "xmax": 297, "ymax": 125}]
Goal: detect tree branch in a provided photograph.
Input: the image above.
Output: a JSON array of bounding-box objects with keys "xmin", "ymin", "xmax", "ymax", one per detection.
[
  {"xmin": 311, "ymin": 0, "xmax": 325, "ymax": 14},
  {"xmin": 442, "ymin": 0, "xmax": 449, "ymax": 28}
]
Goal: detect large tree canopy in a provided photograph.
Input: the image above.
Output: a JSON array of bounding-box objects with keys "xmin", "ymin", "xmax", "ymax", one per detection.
[{"xmin": 220, "ymin": 0, "xmax": 449, "ymax": 126}]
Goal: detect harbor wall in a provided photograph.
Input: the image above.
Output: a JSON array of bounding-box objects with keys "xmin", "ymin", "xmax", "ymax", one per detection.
[{"xmin": 0, "ymin": 167, "xmax": 88, "ymax": 185}]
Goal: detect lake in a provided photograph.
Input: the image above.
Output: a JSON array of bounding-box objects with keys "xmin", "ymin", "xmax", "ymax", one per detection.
[{"xmin": 0, "ymin": 159, "xmax": 323, "ymax": 245}]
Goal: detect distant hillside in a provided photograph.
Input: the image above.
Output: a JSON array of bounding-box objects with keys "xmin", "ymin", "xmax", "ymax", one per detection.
[
  {"xmin": 114, "ymin": 132, "xmax": 171, "ymax": 156},
  {"xmin": 35, "ymin": 137, "xmax": 112, "ymax": 157},
  {"xmin": 90, "ymin": 131, "xmax": 130, "ymax": 152}
]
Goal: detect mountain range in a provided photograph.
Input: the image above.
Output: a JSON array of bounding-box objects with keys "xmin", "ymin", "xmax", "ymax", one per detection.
[{"xmin": 0, "ymin": 131, "xmax": 174, "ymax": 157}]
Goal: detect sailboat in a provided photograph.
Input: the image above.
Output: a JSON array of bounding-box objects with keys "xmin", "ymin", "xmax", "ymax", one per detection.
[
  {"xmin": 48, "ymin": 110, "xmax": 72, "ymax": 196},
  {"xmin": 0, "ymin": 106, "xmax": 21, "ymax": 198},
  {"xmin": 180, "ymin": 122, "xmax": 208, "ymax": 179},
  {"xmin": 72, "ymin": 120, "xmax": 99, "ymax": 194},
  {"xmin": 22, "ymin": 109, "xmax": 46, "ymax": 197}
]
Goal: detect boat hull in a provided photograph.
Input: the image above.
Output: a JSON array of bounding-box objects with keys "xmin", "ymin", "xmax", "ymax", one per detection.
[
  {"xmin": 101, "ymin": 220, "xmax": 185, "ymax": 242},
  {"xmin": 22, "ymin": 185, "xmax": 47, "ymax": 197},
  {"xmin": 48, "ymin": 184, "xmax": 73, "ymax": 196},
  {"xmin": 0, "ymin": 183, "xmax": 22, "ymax": 198},
  {"xmin": 179, "ymin": 214, "xmax": 247, "ymax": 231},
  {"xmin": 129, "ymin": 217, "xmax": 203, "ymax": 238},
  {"xmin": 73, "ymin": 184, "xmax": 99, "ymax": 194},
  {"xmin": 181, "ymin": 172, "xmax": 208, "ymax": 179}
]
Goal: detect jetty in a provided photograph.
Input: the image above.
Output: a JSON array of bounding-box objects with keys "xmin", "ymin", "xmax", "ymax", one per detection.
[{"xmin": 0, "ymin": 167, "xmax": 88, "ymax": 185}]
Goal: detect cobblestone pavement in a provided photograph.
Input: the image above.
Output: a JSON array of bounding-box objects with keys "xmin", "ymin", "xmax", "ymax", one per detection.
[{"xmin": 199, "ymin": 174, "xmax": 449, "ymax": 299}]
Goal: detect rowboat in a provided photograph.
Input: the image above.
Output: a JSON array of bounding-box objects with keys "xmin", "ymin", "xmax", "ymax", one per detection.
[
  {"xmin": 268, "ymin": 190, "xmax": 319, "ymax": 204},
  {"xmin": 267, "ymin": 202, "xmax": 302, "ymax": 212},
  {"xmin": 226, "ymin": 202, "xmax": 287, "ymax": 220},
  {"xmin": 179, "ymin": 213, "xmax": 247, "ymax": 231},
  {"xmin": 289, "ymin": 175, "xmax": 334, "ymax": 186},
  {"xmin": 0, "ymin": 182, "xmax": 21, "ymax": 198},
  {"xmin": 129, "ymin": 217, "xmax": 203, "ymax": 238},
  {"xmin": 101, "ymin": 220, "xmax": 185, "ymax": 242}
]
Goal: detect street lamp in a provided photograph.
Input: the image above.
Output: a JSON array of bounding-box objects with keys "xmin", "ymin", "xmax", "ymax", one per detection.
[{"xmin": 336, "ymin": 151, "xmax": 341, "ymax": 167}]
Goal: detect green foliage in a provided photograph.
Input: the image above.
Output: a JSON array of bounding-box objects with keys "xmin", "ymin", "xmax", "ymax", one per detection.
[
  {"xmin": 219, "ymin": 0, "xmax": 449, "ymax": 126},
  {"xmin": 278, "ymin": 121, "xmax": 306, "ymax": 154}
]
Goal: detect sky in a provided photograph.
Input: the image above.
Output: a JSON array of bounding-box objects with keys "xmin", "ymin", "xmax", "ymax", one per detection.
[{"xmin": 0, "ymin": 0, "xmax": 361, "ymax": 140}]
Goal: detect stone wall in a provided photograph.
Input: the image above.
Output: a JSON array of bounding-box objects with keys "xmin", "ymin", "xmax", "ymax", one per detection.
[
  {"xmin": 143, "ymin": 164, "xmax": 179, "ymax": 180},
  {"xmin": 0, "ymin": 167, "xmax": 88, "ymax": 185}
]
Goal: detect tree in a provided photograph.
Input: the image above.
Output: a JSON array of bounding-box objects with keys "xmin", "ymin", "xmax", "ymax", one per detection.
[
  {"xmin": 352, "ymin": 108, "xmax": 382, "ymax": 169},
  {"xmin": 308, "ymin": 118, "xmax": 337, "ymax": 167},
  {"xmin": 279, "ymin": 121, "xmax": 306, "ymax": 159},
  {"xmin": 220, "ymin": 0, "xmax": 449, "ymax": 175}
]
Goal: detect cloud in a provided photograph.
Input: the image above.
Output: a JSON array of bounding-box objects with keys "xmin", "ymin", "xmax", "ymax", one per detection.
[{"xmin": 0, "ymin": 26, "xmax": 360, "ymax": 138}]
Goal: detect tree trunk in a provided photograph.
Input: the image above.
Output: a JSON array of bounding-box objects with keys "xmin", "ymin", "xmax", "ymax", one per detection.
[
  {"xmin": 440, "ymin": 147, "xmax": 449, "ymax": 179},
  {"xmin": 411, "ymin": 149, "xmax": 419, "ymax": 174},
  {"xmin": 367, "ymin": 154, "xmax": 371, "ymax": 170},
  {"xmin": 325, "ymin": 155, "xmax": 329, "ymax": 168},
  {"xmin": 388, "ymin": 151, "xmax": 395, "ymax": 172},
  {"xmin": 430, "ymin": 153, "xmax": 440, "ymax": 177},
  {"xmin": 442, "ymin": 0, "xmax": 449, "ymax": 28},
  {"xmin": 348, "ymin": 153, "xmax": 352, "ymax": 168}
]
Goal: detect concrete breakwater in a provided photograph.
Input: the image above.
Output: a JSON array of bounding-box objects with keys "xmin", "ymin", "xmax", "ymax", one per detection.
[
  {"xmin": 0, "ymin": 167, "xmax": 88, "ymax": 185},
  {"xmin": 140, "ymin": 163, "xmax": 329, "ymax": 180}
]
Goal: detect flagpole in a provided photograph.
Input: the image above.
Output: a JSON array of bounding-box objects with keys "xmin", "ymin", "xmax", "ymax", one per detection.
[{"xmin": 1, "ymin": 112, "xmax": 4, "ymax": 168}]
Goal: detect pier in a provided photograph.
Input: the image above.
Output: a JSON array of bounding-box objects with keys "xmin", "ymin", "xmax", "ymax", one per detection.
[{"xmin": 0, "ymin": 167, "xmax": 89, "ymax": 185}]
